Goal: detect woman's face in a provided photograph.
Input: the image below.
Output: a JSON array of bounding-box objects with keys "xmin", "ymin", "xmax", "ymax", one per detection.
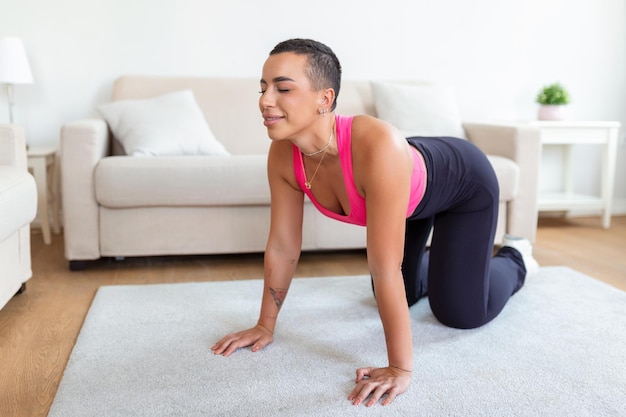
[{"xmin": 259, "ymin": 52, "xmax": 324, "ymax": 141}]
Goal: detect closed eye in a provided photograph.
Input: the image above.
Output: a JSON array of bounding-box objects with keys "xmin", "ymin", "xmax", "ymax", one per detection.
[{"xmin": 258, "ymin": 88, "xmax": 290, "ymax": 94}]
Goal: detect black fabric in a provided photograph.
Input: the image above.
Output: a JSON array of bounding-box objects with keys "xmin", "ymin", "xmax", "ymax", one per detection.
[{"xmin": 401, "ymin": 136, "xmax": 525, "ymax": 329}]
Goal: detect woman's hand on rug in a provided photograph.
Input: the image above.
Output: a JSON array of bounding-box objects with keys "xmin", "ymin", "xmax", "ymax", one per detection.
[
  {"xmin": 211, "ymin": 325, "xmax": 274, "ymax": 357},
  {"xmin": 347, "ymin": 366, "xmax": 412, "ymax": 407}
]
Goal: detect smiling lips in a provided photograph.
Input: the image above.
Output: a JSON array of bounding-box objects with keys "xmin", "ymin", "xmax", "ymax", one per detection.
[{"xmin": 263, "ymin": 115, "xmax": 283, "ymax": 127}]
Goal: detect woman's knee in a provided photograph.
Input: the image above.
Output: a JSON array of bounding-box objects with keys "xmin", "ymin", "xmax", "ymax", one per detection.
[{"xmin": 430, "ymin": 301, "xmax": 491, "ymax": 330}]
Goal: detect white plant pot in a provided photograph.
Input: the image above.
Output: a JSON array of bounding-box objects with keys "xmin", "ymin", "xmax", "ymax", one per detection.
[{"xmin": 538, "ymin": 105, "xmax": 566, "ymax": 121}]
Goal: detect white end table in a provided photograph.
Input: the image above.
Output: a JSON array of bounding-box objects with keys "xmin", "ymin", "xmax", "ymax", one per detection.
[
  {"xmin": 27, "ymin": 147, "xmax": 61, "ymax": 244},
  {"xmin": 530, "ymin": 121, "xmax": 620, "ymax": 228}
]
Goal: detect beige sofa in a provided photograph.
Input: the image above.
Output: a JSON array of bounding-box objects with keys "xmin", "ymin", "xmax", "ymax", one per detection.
[
  {"xmin": 61, "ymin": 76, "xmax": 541, "ymax": 270},
  {"xmin": 0, "ymin": 124, "xmax": 37, "ymax": 309}
]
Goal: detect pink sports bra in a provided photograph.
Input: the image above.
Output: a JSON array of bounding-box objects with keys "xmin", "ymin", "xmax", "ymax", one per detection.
[{"xmin": 292, "ymin": 115, "xmax": 426, "ymax": 226}]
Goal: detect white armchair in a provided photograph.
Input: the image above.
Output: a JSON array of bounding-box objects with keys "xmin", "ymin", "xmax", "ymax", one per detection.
[{"xmin": 0, "ymin": 124, "xmax": 37, "ymax": 310}]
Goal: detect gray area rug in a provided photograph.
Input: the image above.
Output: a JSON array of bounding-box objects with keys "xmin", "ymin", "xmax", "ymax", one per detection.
[{"xmin": 49, "ymin": 267, "xmax": 625, "ymax": 417}]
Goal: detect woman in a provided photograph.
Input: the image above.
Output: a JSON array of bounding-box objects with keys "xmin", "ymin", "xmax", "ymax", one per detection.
[{"xmin": 212, "ymin": 38, "xmax": 538, "ymax": 407}]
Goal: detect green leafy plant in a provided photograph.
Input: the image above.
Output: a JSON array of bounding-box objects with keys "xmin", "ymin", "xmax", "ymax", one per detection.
[{"xmin": 536, "ymin": 83, "xmax": 571, "ymax": 105}]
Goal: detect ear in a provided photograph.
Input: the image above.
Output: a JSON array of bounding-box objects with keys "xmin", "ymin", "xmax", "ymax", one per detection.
[{"xmin": 320, "ymin": 87, "xmax": 336, "ymax": 111}]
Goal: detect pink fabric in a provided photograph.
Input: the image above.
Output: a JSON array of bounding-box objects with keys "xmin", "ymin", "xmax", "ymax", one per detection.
[{"xmin": 293, "ymin": 115, "xmax": 426, "ymax": 226}]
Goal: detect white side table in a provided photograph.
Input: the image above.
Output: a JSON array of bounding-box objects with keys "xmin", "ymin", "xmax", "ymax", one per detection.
[
  {"xmin": 27, "ymin": 147, "xmax": 61, "ymax": 244},
  {"xmin": 530, "ymin": 121, "xmax": 620, "ymax": 229}
]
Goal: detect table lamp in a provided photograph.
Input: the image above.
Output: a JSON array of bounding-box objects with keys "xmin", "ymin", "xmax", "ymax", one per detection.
[{"xmin": 0, "ymin": 37, "xmax": 33, "ymax": 123}]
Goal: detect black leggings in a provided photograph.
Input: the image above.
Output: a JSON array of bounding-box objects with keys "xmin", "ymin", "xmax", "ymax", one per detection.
[{"xmin": 403, "ymin": 136, "xmax": 525, "ymax": 329}]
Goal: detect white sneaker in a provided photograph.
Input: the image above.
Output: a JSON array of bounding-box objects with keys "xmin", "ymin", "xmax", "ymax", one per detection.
[{"xmin": 502, "ymin": 234, "xmax": 539, "ymax": 278}]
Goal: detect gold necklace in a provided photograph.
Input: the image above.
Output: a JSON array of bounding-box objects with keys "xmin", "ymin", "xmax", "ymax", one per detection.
[
  {"xmin": 304, "ymin": 129, "xmax": 333, "ymax": 190},
  {"xmin": 302, "ymin": 128, "xmax": 333, "ymax": 157}
]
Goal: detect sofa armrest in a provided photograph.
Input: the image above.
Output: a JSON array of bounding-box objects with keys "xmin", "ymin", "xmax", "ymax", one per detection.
[
  {"xmin": 0, "ymin": 124, "xmax": 27, "ymax": 170},
  {"xmin": 60, "ymin": 119, "xmax": 110, "ymax": 261},
  {"xmin": 463, "ymin": 122, "xmax": 542, "ymax": 243}
]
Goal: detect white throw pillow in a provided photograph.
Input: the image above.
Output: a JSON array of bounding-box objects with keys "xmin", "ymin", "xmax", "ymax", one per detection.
[
  {"xmin": 98, "ymin": 90, "xmax": 230, "ymax": 157},
  {"xmin": 371, "ymin": 82, "xmax": 466, "ymax": 139}
]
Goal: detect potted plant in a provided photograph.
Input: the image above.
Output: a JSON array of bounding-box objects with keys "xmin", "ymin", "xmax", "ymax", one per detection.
[{"xmin": 536, "ymin": 82, "xmax": 571, "ymax": 121}]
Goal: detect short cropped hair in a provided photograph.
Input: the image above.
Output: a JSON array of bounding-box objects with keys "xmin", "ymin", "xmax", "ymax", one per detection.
[{"xmin": 270, "ymin": 38, "xmax": 342, "ymax": 111}]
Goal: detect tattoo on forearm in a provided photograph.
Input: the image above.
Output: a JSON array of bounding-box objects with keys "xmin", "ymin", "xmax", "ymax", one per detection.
[{"xmin": 269, "ymin": 287, "xmax": 288, "ymax": 309}]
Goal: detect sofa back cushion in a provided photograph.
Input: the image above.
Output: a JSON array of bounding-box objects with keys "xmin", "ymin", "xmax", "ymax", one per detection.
[
  {"xmin": 100, "ymin": 90, "xmax": 230, "ymax": 157},
  {"xmin": 112, "ymin": 76, "xmax": 381, "ymax": 156},
  {"xmin": 112, "ymin": 77, "xmax": 271, "ymax": 155}
]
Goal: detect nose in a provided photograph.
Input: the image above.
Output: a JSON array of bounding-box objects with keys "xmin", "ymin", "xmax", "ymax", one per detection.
[{"xmin": 259, "ymin": 89, "xmax": 274, "ymax": 113}]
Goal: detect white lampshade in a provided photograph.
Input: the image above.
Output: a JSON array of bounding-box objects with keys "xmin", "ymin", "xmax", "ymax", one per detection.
[{"xmin": 0, "ymin": 37, "xmax": 33, "ymax": 84}]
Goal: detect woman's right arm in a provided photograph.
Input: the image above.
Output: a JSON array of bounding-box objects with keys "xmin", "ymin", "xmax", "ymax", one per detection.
[{"xmin": 212, "ymin": 141, "xmax": 304, "ymax": 356}]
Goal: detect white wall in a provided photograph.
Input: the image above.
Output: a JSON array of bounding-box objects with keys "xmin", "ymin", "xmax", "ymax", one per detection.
[{"xmin": 2, "ymin": 0, "xmax": 625, "ymax": 209}]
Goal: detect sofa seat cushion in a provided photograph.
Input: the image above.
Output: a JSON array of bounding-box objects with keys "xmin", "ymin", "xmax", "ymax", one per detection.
[
  {"xmin": 94, "ymin": 154, "xmax": 517, "ymax": 209},
  {"xmin": 95, "ymin": 155, "xmax": 270, "ymax": 208},
  {"xmin": 0, "ymin": 167, "xmax": 37, "ymax": 242},
  {"xmin": 487, "ymin": 155, "xmax": 519, "ymax": 201}
]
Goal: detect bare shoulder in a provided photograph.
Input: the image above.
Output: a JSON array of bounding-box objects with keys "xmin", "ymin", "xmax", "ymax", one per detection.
[
  {"xmin": 351, "ymin": 115, "xmax": 397, "ymax": 139},
  {"xmin": 350, "ymin": 115, "xmax": 413, "ymax": 193},
  {"xmin": 268, "ymin": 140, "xmax": 299, "ymax": 190},
  {"xmin": 350, "ymin": 115, "xmax": 409, "ymax": 158}
]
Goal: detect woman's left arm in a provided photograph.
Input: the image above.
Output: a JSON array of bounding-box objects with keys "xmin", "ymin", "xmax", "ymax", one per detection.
[{"xmin": 348, "ymin": 116, "xmax": 414, "ymax": 407}]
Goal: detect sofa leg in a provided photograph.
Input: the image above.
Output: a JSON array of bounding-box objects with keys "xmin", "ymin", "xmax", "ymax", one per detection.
[
  {"xmin": 69, "ymin": 260, "xmax": 87, "ymax": 271},
  {"xmin": 15, "ymin": 283, "xmax": 26, "ymax": 295}
]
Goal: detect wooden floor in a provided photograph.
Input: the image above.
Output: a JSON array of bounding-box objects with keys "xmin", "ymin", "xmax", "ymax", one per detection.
[{"xmin": 1, "ymin": 216, "xmax": 624, "ymax": 417}]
